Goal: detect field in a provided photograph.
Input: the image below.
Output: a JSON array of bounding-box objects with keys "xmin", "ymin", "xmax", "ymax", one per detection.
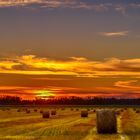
[{"xmin": 0, "ymin": 106, "xmax": 140, "ymax": 140}]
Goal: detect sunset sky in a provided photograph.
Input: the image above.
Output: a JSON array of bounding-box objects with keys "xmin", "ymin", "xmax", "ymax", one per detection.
[{"xmin": 0, "ymin": 0, "xmax": 140, "ymax": 99}]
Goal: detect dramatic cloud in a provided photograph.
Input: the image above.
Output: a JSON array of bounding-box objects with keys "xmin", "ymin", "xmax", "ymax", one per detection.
[
  {"xmin": 99, "ymin": 31, "xmax": 129, "ymax": 37},
  {"xmin": 0, "ymin": 55, "xmax": 139, "ymax": 99},
  {"xmin": 0, "ymin": 55, "xmax": 140, "ymax": 78},
  {"xmin": 0, "ymin": 0, "xmax": 140, "ymax": 15}
]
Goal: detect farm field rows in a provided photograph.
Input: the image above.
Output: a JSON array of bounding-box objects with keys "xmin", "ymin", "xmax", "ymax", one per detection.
[{"xmin": 0, "ymin": 107, "xmax": 139, "ymax": 140}]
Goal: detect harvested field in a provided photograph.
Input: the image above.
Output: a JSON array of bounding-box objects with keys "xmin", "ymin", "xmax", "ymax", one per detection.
[{"xmin": 0, "ymin": 107, "xmax": 139, "ymax": 140}]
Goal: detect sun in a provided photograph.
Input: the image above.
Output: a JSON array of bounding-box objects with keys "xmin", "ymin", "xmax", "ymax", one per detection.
[{"xmin": 35, "ymin": 90, "xmax": 55, "ymax": 99}]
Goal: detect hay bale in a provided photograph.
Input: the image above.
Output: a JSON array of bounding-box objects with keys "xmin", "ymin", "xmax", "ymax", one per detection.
[
  {"xmin": 26, "ymin": 110, "xmax": 30, "ymax": 114},
  {"xmin": 76, "ymin": 108, "xmax": 79, "ymax": 111},
  {"xmin": 136, "ymin": 110, "xmax": 139, "ymax": 113},
  {"xmin": 133, "ymin": 108, "xmax": 136, "ymax": 111},
  {"xmin": 51, "ymin": 110, "xmax": 56, "ymax": 115},
  {"xmin": 17, "ymin": 109, "xmax": 21, "ymax": 112},
  {"xmin": 96, "ymin": 109, "xmax": 117, "ymax": 134},
  {"xmin": 34, "ymin": 109, "xmax": 37, "ymax": 112},
  {"xmin": 40, "ymin": 110, "xmax": 43, "ymax": 114},
  {"xmin": 71, "ymin": 108, "xmax": 74, "ymax": 111},
  {"xmin": 81, "ymin": 110, "xmax": 88, "ymax": 117},
  {"xmin": 42, "ymin": 111, "xmax": 50, "ymax": 118}
]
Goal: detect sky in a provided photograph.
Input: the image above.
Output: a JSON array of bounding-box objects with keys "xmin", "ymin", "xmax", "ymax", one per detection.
[{"xmin": 0, "ymin": 0, "xmax": 140, "ymax": 99}]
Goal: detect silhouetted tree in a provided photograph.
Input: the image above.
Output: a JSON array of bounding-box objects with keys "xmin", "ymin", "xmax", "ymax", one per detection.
[{"xmin": 0, "ymin": 96, "xmax": 140, "ymax": 106}]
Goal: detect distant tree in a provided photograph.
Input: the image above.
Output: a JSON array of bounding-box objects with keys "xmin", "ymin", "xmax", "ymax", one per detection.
[{"xmin": 0, "ymin": 95, "xmax": 140, "ymax": 105}]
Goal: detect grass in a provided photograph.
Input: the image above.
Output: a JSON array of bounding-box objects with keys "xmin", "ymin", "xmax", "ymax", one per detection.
[{"xmin": 0, "ymin": 107, "xmax": 139, "ymax": 140}]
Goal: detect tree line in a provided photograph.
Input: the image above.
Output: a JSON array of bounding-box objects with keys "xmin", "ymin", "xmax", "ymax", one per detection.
[{"xmin": 0, "ymin": 96, "xmax": 140, "ymax": 105}]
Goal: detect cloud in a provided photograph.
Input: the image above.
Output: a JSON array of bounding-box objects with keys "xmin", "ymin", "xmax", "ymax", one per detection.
[
  {"xmin": 0, "ymin": 60, "xmax": 20, "ymax": 70},
  {"xmin": 114, "ymin": 80, "xmax": 140, "ymax": 90},
  {"xmin": 0, "ymin": 0, "xmax": 139, "ymax": 16},
  {"xmin": 0, "ymin": 55, "xmax": 140, "ymax": 78},
  {"xmin": 46, "ymin": 86, "xmax": 140, "ymax": 98},
  {"xmin": 0, "ymin": 85, "xmax": 139, "ymax": 99},
  {"xmin": 0, "ymin": 0, "xmax": 40, "ymax": 7},
  {"xmin": 0, "ymin": 86, "xmax": 35, "ymax": 99},
  {"xmin": 99, "ymin": 31, "xmax": 129, "ymax": 37}
]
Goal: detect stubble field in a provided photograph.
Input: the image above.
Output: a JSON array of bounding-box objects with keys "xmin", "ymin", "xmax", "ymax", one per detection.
[{"xmin": 0, "ymin": 106, "xmax": 139, "ymax": 140}]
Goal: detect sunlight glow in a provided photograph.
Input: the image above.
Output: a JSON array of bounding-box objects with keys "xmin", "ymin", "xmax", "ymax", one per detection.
[{"xmin": 35, "ymin": 90, "xmax": 55, "ymax": 99}]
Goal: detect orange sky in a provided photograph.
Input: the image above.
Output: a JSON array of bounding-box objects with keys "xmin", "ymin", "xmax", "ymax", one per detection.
[
  {"xmin": 0, "ymin": 0, "xmax": 140, "ymax": 99},
  {"xmin": 0, "ymin": 55, "xmax": 139, "ymax": 99}
]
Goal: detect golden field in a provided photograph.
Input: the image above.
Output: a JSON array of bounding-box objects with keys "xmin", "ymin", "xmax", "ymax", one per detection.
[{"xmin": 0, "ymin": 107, "xmax": 139, "ymax": 140}]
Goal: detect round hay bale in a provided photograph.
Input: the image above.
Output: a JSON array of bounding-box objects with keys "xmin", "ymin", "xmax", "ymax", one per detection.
[
  {"xmin": 51, "ymin": 110, "xmax": 56, "ymax": 115},
  {"xmin": 26, "ymin": 110, "xmax": 30, "ymax": 114},
  {"xmin": 42, "ymin": 111, "xmax": 50, "ymax": 118},
  {"xmin": 34, "ymin": 109, "xmax": 37, "ymax": 112},
  {"xmin": 17, "ymin": 109, "xmax": 21, "ymax": 112},
  {"xmin": 133, "ymin": 108, "xmax": 136, "ymax": 111},
  {"xmin": 71, "ymin": 108, "xmax": 74, "ymax": 111},
  {"xmin": 136, "ymin": 110, "xmax": 139, "ymax": 113},
  {"xmin": 81, "ymin": 110, "xmax": 88, "ymax": 117},
  {"xmin": 76, "ymin": 108, "xmax": 79, "ymax": 111},
  {"xmin": 96, "ymin": 109, "xmax": 117, "ymax": 134},
  {"xmin": 40, "ymin": 110, "xmax": 43, "ymax": 114}
]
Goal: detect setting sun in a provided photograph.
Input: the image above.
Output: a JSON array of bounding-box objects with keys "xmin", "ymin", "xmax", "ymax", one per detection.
[{"xmin": 35, "ymin": 90, "xmax": 55, "ymax": 99}]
